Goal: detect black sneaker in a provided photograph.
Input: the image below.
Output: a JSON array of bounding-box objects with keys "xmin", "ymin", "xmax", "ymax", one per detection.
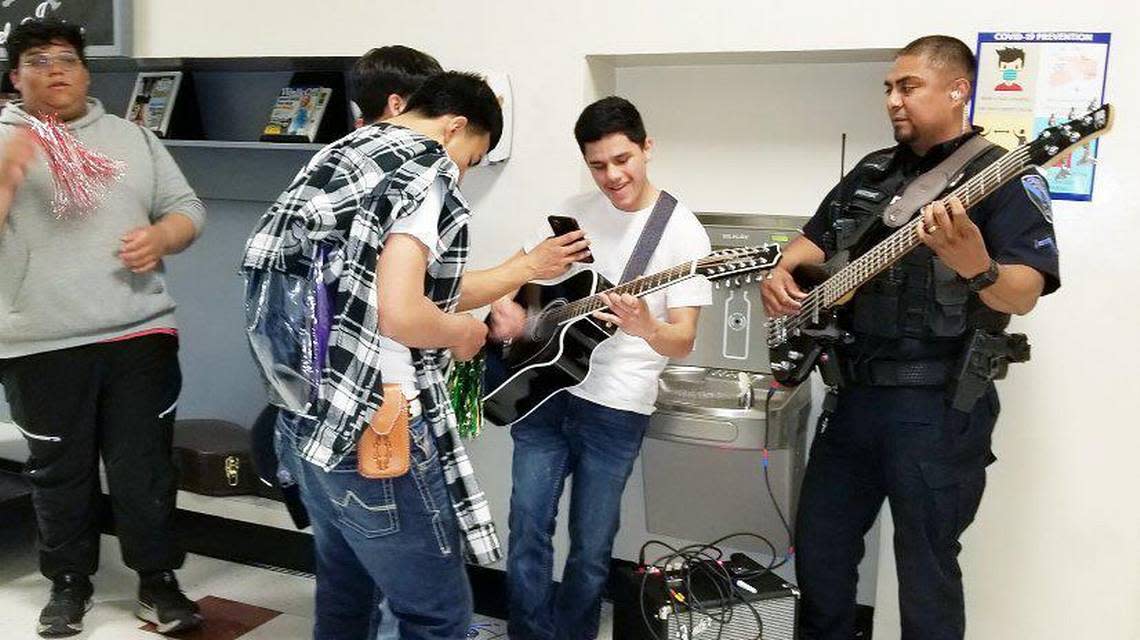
[
  {"xmin": 135, "ymin": 571, "xmax": 202, "ymax": 635},
  {"xmin": 38, "ymin": 573, "xmax": 93, "ymax": 638}
]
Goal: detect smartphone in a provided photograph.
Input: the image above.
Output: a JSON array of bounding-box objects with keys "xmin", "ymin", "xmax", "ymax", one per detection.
[{"xmin": 547, "ymin": 215, "xmax": 593, "ymax": 263}]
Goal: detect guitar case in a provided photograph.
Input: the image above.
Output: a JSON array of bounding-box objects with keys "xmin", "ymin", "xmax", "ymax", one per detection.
[{"xmin": 172, "ymin": 419, "xmax": 272, "ymax": 498}]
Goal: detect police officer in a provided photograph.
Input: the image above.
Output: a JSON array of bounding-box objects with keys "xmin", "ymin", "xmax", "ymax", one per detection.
[{"xmin": 761, "ymin": 36, "xmax": 1061, "ymax": 640}]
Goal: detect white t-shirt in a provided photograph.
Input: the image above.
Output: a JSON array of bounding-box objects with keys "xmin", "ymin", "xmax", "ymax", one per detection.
[
  {"xmin": 525, "ymin": 190, "xmax": 712, "ymax": 414},
  {"xmin": 375, "ymin": 181, "xmax": 445, "ymax": 396}
]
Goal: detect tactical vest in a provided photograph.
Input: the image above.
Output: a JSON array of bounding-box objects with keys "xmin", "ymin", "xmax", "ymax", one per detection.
[{"xmin": 826, "ymin": 147, "xmax": 1010, "ymax": 346}]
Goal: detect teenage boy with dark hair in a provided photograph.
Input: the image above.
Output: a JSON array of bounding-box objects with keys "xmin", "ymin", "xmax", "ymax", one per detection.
[
  {"xmin": 350, "ymin": 45, "xmax": 443, "ymax": 127},
  {"xmin": 244, "ymin": 71, "xmax": 582, "ymax": 639},
  {"xmin": 490, "ymin": 96, "xmax": 712, "ymax": 639},
  {"xmin": 0, "ymin": 17, "xmax": 205, "ymax": 638}
]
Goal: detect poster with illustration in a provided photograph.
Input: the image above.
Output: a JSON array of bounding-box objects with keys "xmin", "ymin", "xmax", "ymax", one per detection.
[{"xmin": 971, "ymin": 32, "xmax": 1110, "ymax": 201}]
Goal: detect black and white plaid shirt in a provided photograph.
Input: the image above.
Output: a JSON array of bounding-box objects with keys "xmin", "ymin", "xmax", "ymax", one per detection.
[{"xmin": 241, "ymin": 123, "xmax": 501, "ymax": 565}]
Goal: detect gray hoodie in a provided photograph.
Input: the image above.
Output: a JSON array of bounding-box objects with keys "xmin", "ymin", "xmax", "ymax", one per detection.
[{"xmin": 0, "ymin": 99, "xmax": 205, "ymax": 358}]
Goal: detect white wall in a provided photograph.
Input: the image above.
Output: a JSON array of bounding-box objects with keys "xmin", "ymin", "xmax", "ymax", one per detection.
[
  {"xmin": 615, "ymin": 59, "xmax": 896, "ymax": 221},
  {"xmin": 135, "ymin": 2, "xmax": 1140, "ymax": 638},
  {"xmin": 614, "ymin": 58, "xmax": 897, "ymax": 606}
]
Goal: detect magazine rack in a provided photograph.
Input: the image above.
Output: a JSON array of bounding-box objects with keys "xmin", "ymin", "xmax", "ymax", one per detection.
[
  {"xmin": 18, "ymin": 56, "xmax": 360, "ymax": 200},
  {"xmin": 70, "ymin": 56, "xmax": 356, "ymax": 150}
]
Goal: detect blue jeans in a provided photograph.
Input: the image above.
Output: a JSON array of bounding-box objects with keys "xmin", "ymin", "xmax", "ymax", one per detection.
[
  {"xmin": 506, "ymin": 392, "xmax": 650, "ymax": 640},
  {"xmin": 277, "ymin": 411, "xmax": 473, "ymax": 640}
]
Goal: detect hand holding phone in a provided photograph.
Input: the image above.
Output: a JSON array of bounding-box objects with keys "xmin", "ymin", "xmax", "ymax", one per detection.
[{"xmin": 547, "ymin": 215, "xmax": 593, "ymax": 263}]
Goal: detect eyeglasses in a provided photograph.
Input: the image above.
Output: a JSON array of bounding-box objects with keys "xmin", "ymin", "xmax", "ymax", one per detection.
[{"xmin": 20, "ymin": 52, "xmax": 83, "ymax": 72}]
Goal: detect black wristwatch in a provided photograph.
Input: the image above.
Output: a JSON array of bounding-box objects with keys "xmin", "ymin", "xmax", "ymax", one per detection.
[{"xmin": 965, "ymin": 259, "xmax": 1000, "ymax": 292}]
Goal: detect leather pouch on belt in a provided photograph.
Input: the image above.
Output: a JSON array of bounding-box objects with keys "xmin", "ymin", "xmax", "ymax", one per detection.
[{"xmin": 357, "ymin": 386, "xmax": 410, "ymax": 479}]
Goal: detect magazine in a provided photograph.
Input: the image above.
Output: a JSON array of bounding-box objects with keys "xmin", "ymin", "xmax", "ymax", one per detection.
[
  {"xmin": 261, "ymin": 86, "xmax": 332, "ymax": 143},
  {"xmin": 126, "ymin": 71, "xmax": 182, "ymax": 137}
]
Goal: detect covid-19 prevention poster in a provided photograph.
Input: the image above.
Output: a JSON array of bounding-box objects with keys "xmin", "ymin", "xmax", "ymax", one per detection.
[{"xmin": 971, "ymin": 32, "xmax": 1111, "ymax": 201}]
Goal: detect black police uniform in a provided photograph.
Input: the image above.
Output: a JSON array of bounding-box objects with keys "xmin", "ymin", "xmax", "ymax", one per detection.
[{"xmin": 793, "ymin": 128, "xmax": 1061, "ymax": 640}]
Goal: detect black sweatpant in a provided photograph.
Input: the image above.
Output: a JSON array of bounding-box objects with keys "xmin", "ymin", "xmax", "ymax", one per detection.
[{"xmin": 0, "ymin": 334, "xmax": 185, "ymax": 580}]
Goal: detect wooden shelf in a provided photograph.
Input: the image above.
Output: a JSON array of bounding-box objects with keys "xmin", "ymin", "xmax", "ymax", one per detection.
[{"xmin": 81, "ymin": 55, "xmax": 352, "ymax": 202}]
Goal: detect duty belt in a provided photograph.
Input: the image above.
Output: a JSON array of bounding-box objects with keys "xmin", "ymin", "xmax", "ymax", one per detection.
[{"xmin": 841, "ymin": 359, "xmax": 953, "ymax": 387}]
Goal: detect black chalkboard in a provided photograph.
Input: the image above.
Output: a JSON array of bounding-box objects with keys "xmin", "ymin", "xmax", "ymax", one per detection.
[{"xmin": 0, "ymin": 0, "xmax": 132, "ymax": 57}]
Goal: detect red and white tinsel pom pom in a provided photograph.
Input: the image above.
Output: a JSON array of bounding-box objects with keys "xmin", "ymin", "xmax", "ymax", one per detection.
[{"xmin": 24, "ymin": 113, "xmax": 126, "ymax": 219}]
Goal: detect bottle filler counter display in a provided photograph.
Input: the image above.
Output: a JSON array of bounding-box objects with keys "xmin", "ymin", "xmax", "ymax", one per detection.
[{"xmin": 642, "ymin": 213, "xmax": 814, "ymax": 553}]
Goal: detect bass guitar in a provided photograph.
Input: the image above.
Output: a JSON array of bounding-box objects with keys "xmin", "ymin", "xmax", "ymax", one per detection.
[{"xmin": 767, "ymin": 104, "xmax": 1114, "ymax": 386}]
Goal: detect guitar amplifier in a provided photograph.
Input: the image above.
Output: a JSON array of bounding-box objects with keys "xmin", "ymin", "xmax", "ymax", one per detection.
[{"xmin": 611, "ymin": 554, "xmax": 799, "ymax": 640}]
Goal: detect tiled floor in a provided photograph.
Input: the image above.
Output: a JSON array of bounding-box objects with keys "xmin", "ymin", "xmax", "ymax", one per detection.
[
  {"xmin": 0, "ymin": 422, "xmax": 615, "ymax": 639},
  {"xmin": 0, "ymin": 530, "xmax": 612, "ymax": 639}
]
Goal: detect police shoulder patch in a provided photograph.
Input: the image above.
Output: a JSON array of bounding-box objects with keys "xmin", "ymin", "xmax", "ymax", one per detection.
[{"xmin": 1021, "ymin": 173, "xmax": 1053, "ymax": 223}]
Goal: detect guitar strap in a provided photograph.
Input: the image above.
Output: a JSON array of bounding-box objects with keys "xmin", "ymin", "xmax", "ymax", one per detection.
[
  {"xmin": 880, "ymin": 135, "xmax": 997, "ymax": 227},
  {"xmin": 618, "ymin": 190, "xmax": 678, "ymax": 283}
]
